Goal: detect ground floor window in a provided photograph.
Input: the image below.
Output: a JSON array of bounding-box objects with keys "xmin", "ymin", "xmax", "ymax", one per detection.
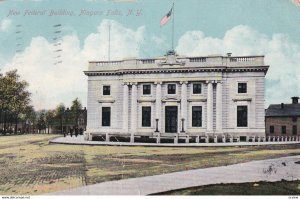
[
  {"xmin": 237, "ymin": 106, "xmax": 248, "ymax": 127},
  {"xmin": 281, "ymin": 126, "xmax": 286, "ymax": 134},
  {"xmin": 102, "ymin": 107, "xmax": 111, "ymax": 126},
  {"xmin": 270, "ymin": 126, "xmax": 274, "ymax": 134},
  {"xmin": 192, "ymin": 106, "xmax": 202, "ymax": 127},
  {"xmin": 293, "ymin": 125, "xmax": 297, "ymax": 135},
  {"xmin": 142, "ymin": 106, "xmax": 151, "ymax": 127}
]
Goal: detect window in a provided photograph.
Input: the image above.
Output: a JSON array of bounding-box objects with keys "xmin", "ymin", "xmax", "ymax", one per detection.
[
  {"xmin": 142, "ymin": 107, "xmax": 151, "ymax": 127},
  {"xmin": 143, "ymin": 84, "xmax": 151, "ymax": 95},
  {"xmin": 102, "ymin": 107, "xmax": 111, "ymax": 126},
  {"xmin": 167, "ymin": 84, "xmax": 176, "ymax": 94},
  {"xmin": 103, "ymin": 85, "xmax": 111, "ymax": 95},
  {"xmin": 292, "ymin": 116, "xmax": 297, "ymax": 122},
  {"xmin": 293, "ymin": 125, "xmax": 297, "ymax": 135},
  {"xmin": 193, "ymin": 83, "xmax": 202, "ymax": 94},
  {"xmin": 270, "ymin": 126, "xmax": 274, "ymax": 134},
  {"xmin": 237, "ymin": 106, "xmax": 248, "ymax": 127},
  {"xmin": 238, "ymin": 83, "xmax": 247, "ymax": 93},
  {"xmin": 281, "ymin": 126, "xmax": 286, "ymax": 134},
  {"xmin": 192, "ymin": 106, "xmax": 202, "ymax": 127}
]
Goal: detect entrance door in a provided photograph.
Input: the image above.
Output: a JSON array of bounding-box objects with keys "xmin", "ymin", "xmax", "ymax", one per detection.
[{"xmin": 165, "ymin": 106, "xmax": 178, "ymax": 133}]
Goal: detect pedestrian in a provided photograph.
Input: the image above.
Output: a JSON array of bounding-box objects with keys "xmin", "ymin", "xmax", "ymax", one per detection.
[
  {"xmin": 70, "ymin": 128, "xmax": 73, "ymax": 137},
  {"xmin": 75, "ymin": 127, "xmax": 78, "ymax": 137}
]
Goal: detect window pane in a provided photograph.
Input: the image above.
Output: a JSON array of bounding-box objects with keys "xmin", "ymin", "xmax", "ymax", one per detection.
[
  {"xmin": 142, "ymin": 107, "xmax": 151, "ymax": 127},
  {"xmin": 192, "ymin": 106, "xmax": 202, "ymax": 127},
  {"xmin": 193, "ymin": 83, "xmax": 202, "ymax": 94},
  {"xmin": 270, "ymin": 126, "xmax": 274, "ymax": 134},
  {"xmin": 293, "ymin": 125, "xmax": 297, "ymax": 135},
  {"xmin": 102, "ymin": 107, "xmax": 111, "ymax": 126},
  {"xmin": 167, "ymin": 84, "xmax": 176, "ymax": 94},
  {"xmin": 143, "ymin": 85, "xmax": 151, "ymax": 95},
  {"xmin": 281, "ymin": 126, "xmax": 286, "ymax": 134},
  {"xmin": 237, "ymin": 106, "xmax": 247, "ymax": 127},
  {"xmin": 238, "ymin": 83, "xmax": 247, "ymax": 93},
  {"xmin": 103, "ymin": 86, "xmax": 111, "ymax": 95}
]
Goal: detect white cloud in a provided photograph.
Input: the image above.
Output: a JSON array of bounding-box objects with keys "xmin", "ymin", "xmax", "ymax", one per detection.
[
  {"xmin": 0, "ymin": 19, "xmax": 12, "ymax": 32},
  {"xmin": 3, "ymin": 19, "xmax": 145, "ymax": 110},
  {"xmin": 3, "ymin": 21, "xmax": 299, "ymax": 110},
  {"xmin": 176, "ymin": 25, "xmax": 300, "ymax": 106}
]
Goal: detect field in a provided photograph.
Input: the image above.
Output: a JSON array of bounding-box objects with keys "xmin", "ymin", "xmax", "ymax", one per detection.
[{"xmin": 0, "ymin": 134, "xmax": 300, "ymax": 195}]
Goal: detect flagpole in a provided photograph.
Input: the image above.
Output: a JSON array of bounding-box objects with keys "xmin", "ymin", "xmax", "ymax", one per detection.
[
  {"xmin": 172, "ymin": 2, "xmax": 174, "ymax": 52},
  {"xmin": 108, "ymin": 23, "xmax": 111, "ymax": 61}
]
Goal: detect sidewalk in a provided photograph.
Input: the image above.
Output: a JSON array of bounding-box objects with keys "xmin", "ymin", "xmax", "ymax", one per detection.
[
  {"xmin": 50, "ymin": 135, "xmax": 300, "ymax": 147},
  {"xmin": 49, "ymin": 155, "xmax": 300, "ymax": 195}
]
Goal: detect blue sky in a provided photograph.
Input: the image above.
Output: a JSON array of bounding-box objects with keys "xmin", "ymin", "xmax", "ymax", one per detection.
[{"xmin": 0, "ymin": 0, "xmax": 300, "ymax": 109}]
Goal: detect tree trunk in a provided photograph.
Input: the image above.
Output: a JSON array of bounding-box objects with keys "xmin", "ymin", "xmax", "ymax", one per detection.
[
  {"xmin": 4, "ymin": 111, "xmax": 7, "ymax": 133},
  {"xmin": 15, "ymin": 113, "xmax": 18, "ymax": 134}
]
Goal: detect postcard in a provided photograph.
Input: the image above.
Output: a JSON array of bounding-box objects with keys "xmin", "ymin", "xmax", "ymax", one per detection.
[{"xmin": 0, "ymin": 0, "xmax": 300, "ymax": 197}]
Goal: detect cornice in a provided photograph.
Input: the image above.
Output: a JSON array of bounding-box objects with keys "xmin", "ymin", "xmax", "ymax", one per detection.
[{"xmin": 84, "ymin": 66, "xmax": 269, "ymax": 76}]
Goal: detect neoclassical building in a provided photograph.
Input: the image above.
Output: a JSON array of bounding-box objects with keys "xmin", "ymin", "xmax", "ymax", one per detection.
[{"xmin": 84, "ymin": 51, "xmax": 269, "ymax": 143}]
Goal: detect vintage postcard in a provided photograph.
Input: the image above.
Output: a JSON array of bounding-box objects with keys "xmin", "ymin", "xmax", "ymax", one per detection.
[{"xmin": 0, "ymin": 0, "xmax": 300, "ymax": 197}]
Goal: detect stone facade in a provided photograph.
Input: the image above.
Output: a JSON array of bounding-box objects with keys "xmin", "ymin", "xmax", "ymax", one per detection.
[{"xmin": 84, "ymin": 52, "xmax": 269, "ymax": 142}]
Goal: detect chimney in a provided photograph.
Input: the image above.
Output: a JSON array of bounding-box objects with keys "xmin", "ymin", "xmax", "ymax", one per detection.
[
  {"xmin": 291, "ymin": 96, "xmax": 299, "ymax": 104},
  {"xmin": 281, "ymin": 103, "xmax": 284, "ymax": 109}
]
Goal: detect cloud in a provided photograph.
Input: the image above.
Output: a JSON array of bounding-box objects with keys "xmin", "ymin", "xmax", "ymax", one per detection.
[
  {"xmin": 0, "ymin": 19, "xmax": 12, "ymax": 32},
  {"xmin": 3, "ymin": 19, "xmax": 145, "ymax": 110},
  {"xmin": 176, "ymin": 25, "xmax": 300, "ymax": 106}
]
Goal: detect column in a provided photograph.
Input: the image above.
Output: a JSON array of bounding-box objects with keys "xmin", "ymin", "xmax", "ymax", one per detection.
[
  {"xmin": 206, "ymin": 81, "xmax": 213, "ymax": 132},
  {"xmin": 216, "ymin": 81, "xmax": 223, "ymax": 133},
  {"xmin": 130, "ymin": 83, "xmax": 137, "ymax": 142},
  {"xmin": 122, "ymin": 83, "xmax": 129, "ymax": 133},
  {"xmin": 155, "ymin": 82, "xmax": 162, "ymax": 132},
  {"xmin": 180, "ymin": 81, "xmax": 188, "ymax": 132}
]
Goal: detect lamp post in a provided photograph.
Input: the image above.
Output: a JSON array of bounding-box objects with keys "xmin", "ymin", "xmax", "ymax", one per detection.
[
  {"xmin": 155, "ymin": 118, "xmax": 159, "ymax": 132},
  {"xmin": 181, "ymin": 118, "xmax": 185, "ymax": 133}
]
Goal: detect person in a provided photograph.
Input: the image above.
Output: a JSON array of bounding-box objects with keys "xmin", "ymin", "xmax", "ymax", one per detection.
[
  {"xmin": 70, "ymin": 128, "xmax": 73, "ymax": 137},
  {"xmin": 75, "ymin": 127, "xmax": 79, "ymax": 137}
]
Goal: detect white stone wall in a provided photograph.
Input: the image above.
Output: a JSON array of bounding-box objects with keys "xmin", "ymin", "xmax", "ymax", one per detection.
[{"xmin": 86, "ymin": 71, "xmax": 266, "ymax": 137}]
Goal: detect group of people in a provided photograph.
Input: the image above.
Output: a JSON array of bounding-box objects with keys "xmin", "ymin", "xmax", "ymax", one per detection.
[{"xmin": 63, "ymin": 127, "xmax": 84, "ymax": 137}]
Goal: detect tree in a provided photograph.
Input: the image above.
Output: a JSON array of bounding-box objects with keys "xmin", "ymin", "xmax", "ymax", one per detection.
[
  {"xmin": 0, "ymin": 70, "xmax": 31, "ymax": 134},
  {"xmin": 37, "ymin": 111, "xmax": 46, "ymax": 133},
  {"xmin": 70, "ymin": 98, "xmax": 82, "ymax": 128},
  {"xmin": 45, "ymin": 110, "xmax": 55, "ymax": 134},
  {"xmin": 55, "ymin": 103, "xmax": 65, "ymax": 133},
  {"xmin": 24, "ymin": 106, "xmax": 36, "ymax": 133}
]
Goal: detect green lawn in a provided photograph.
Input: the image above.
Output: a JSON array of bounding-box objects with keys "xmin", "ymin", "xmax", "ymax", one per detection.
[
  {"xmin": 0, "ymin": 134, "xmax": 300, "ymax": 195},
  {"xmin": 155, "ymin": 180, "xmax": 300, "ymax": 195}
]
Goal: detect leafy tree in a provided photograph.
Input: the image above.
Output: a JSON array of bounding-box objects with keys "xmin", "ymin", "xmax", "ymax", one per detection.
[
  {"xmin": 70, "ymin": 98, "xmax": 82, "ymax": 128},
  {"xmin": 45, "ymin": 110, "xmax": 55, "ymax": 134},
  {"xmin": 55, "ymin": 103, "xmax": 65, "ymax": 133},
  {"xmin": 37, "ymin": 111, "xmax": 46, "ymax": 133},
  {"xmin": 0, "ymin": 70, "xmax": 31, "ymax": 134}
]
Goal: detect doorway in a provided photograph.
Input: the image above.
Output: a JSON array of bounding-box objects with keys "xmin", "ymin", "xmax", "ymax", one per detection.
[{"xmin": 165, "ymin": 106, "xmax": 178, "ymax": 133}]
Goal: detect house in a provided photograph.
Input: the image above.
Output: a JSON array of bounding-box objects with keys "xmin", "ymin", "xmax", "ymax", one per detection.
[
  {"xmin": 265, "ymin": 97, "xmax": 300, "ymax": 137},
  {"xmin": 84, "ymin": 51, "xmax": 269, "ymax": 143}
]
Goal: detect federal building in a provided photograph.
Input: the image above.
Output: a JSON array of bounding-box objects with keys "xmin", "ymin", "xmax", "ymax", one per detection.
[{"xmin": 84, "ymin": 51, "xmax": 269, "ymax": 143}]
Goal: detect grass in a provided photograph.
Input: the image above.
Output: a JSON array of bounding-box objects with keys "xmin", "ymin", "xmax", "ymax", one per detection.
[
  {"xmin": 0, "ymin": 134, "xmax": 300, "ymax": 195},
  {"xmin": 155, "ymin": 180, "xmax": 300, "ymax": 195}
]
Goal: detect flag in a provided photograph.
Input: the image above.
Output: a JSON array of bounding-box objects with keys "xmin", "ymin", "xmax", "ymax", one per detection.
[{"xmin": 160, "ymin": 7, "xmax": 173, "ymax": 26}]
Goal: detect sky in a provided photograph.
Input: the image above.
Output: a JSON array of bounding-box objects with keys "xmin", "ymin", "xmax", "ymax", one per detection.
[{"xmin": 0, "ymin": 0, "xmax": 300, "ymax": 110}]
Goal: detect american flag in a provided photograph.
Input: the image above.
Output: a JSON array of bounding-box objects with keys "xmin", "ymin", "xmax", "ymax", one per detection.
[{"xmin": 160, "ymin": 7, "xmax": 173, "ymax": 26}]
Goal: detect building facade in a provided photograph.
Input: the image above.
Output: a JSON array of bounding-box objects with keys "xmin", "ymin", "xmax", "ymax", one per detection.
[
  {"xmin": 84, "ymin": 51, "xmax": 269, "ymax": 142},
  {"xmin": 265, "ymin": 97, "xmax": 300, "ymax": 137}
]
